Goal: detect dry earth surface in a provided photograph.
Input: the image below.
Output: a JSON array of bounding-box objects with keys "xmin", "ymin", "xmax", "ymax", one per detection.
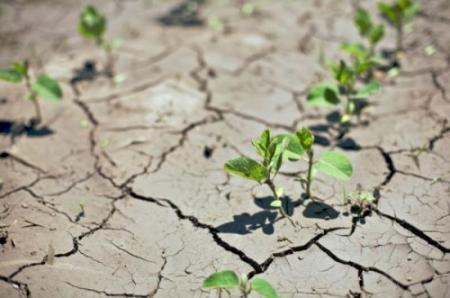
[{"xmin": 0, "ymin": 0, "xmax": 450, "ymax": 297}]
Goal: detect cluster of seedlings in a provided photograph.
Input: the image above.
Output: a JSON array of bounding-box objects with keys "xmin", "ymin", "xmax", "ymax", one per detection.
[
  {"xmin": 0, "ymin": 1, "xmax": 421, "ymax": 297},
  {"xmin": 204, "ymin": 0, "xmax": 419, "ymax": 295}
]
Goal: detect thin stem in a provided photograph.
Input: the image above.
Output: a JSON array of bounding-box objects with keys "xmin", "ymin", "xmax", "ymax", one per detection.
[
  {"xmin": 305, "ymin": 150, "xmax": 314, "ymax": 198},
  {"xmin": 396, "ymin": 24, "xmax": 403, "ymax": 53},
  {"xmin": 23, "ymin": 64, "xmax": 41, "ymax": 124},
  {"xmin": 265, "ymin": 179, "xmax": 295, "ymax": 226}
]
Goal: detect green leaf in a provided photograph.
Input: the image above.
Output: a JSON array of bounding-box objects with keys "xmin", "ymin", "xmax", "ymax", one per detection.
[
  {"xmin": 315, "ymin": 151, "xmax": 353, "ymax": 181},
  {"xmin": 335, "ymin": 61, "xmax": 354, "ymax": 87},
  {"xmin": 355, "ymin": 81, "xmax": 380, "ymax": 98},
  {"xmin": 224, "ymin": 157, "xmax": 267, "ymax": 183},
  {"xmin": 203, "ymin": 271, "xmax": 239, "ymax": 289},
  {"xmin": 296, "ymin": 128, "xmax": 314, "ymax": 152},
  {"xmin": 253, "ymin": 129, "xmax": 271, "ymax": 159},
  {"xmin": 270, "ymin": 200, "xmax": 282, "ymax": 208},
  {"xmin": 369, "ymin": 25, "xmax": 384, "ymax": 46},
  {"xmin": 354, "ymin": 8, "xmax": 372, "ymax": 36},
  {"xmin": 306, "ymin": 83, "xmax": 340, "ymax": 107},
  {"xmin": 341, "ymin": 43, "xmax": 367, "ymax": 61},
  {"xmin": 79, "ymin": 5, "xmax": 106, "ymax": 40},
  {"xmin": 12, "ymin": 61, "xmax": 28, "ymax": 76},
  {"xmin": 268, "ymin": 136, "xmax": 289, "ymax": 173},
  {"xmin": 32, "ymin": 75, "xmax": 63, "ymax": 101},
  {"xmin": 251, "ymin": 278, "xmax": 278, "ymax": 298},
  {"xmin": 0, "ymin": 68, "xmax": 22, "ymax": 83},
  {"xmin": 271, "ymin": 134, "xmax": 304, "ymax": 161},
  {"xmin": 378, "ymin": 3, "xmax": 398, "ymax": 25}
]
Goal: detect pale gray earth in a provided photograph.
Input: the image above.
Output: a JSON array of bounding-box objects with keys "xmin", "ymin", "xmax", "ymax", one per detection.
[{"xmin": 0, "ymin": 0, "xmax": 449, "ymax": 297}]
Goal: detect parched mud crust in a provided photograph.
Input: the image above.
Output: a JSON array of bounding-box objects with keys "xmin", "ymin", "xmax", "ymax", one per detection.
[{"xmin": 1, "ymin": 0, "xmax": 449, "ymax": 297}]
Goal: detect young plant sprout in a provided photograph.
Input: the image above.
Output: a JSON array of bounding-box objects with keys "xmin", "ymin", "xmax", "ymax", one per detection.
[
  {"xmin": 295, "ymin": 128, "xmax": 353, "ymax": 199},
  {"xmin": 354, "ymin": 8, "xmax": 385, "ymax": 57},
  {"xmin": 203, "ymin": 270, "xmax": 278, "ymax": 298},
  {"xmin": 0, "ymin": 61, "xmax": 63, "ymax": 124},
  {"xmin": 79, "ymin": 5, "xmax": 120, "ymax": 79},
  {"xmin": 224, "ymin": 129, "xmax": 302, "ymax": 225},
  {"xmin": 378, "ymin": 0, "xmax": 419, "ymax": 53},
  {"xmin": 344, "ymin": 185, "xmax": 376, "ymax": 216},
  {"xmin": 307, "ymin": 59, "xmax": 380, "ymax": 123}
]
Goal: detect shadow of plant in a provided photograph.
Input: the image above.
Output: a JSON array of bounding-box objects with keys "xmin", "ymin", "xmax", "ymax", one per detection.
[
  {"xmin": 0, "ymin": 119, "xmax": 53, "ymax": 138},
  {"xmin": 157, "ymin": 0, "xmax": 206, "ymax": 27},
  {"xmin": 216, "ymin": 196, "xmax": 296, "ymax": 235},
  {"xmin": 302, "ymin": 201, "xmax": 339, "ymax": 220}
]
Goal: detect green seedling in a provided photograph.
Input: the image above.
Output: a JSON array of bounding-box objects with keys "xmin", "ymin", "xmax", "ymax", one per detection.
[
  {"xmin": 224, "ymin": 129, "xmax": 302, "ymax": 224},
  {"xmin": 203, "ymin": 270, "xmax": 278, "ymax": 298},
  {"xmin": 354, "ymin": 8, "xmax": 385, "ymax": 56},
  {"xmin": 378, "ymin": 0, "xmax": 419, "ymax": 53},
  {"xmin": 307, "ymin": 59, "xmax": 381, "ymax": 123},
  {"xmin": 79, "ymin": 5, "xmax": 121, "ymax": 78},
  {"xmin": 344, "ymin": 185, "xmax": 375, "ymax": 215},
  {"xmin": 295, "ymin": 128, "xmax": 353, "ymax": 199},
  {"xmin": 0, "ymin": 61, "xmax": 63, "ymax": 124}
]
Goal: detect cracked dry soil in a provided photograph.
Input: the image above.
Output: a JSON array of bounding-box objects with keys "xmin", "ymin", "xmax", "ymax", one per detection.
[{"xmin": 1, "ymin": 0, "xmax": 450, "ymax": 297}]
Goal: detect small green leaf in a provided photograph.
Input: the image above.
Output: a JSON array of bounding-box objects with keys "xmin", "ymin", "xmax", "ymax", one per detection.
[
  {"xmin": 378, "ymin": 3, "xmax": 398, "ymax": 25},
  {"xmin": 79, "ymin": 5, "xmax": 106, "ymax": 40},
  {"xmin": 12, "ymin": 61, "xmax": 28, "ymax": 76},
  {"xmin": 369, "ymin": 25, "xmax": 384, "ymax": 46},
  {"xmin": 251, "ymin": 278, "xmax": 278, "ymax": 298},
  {"xmin": 335, "ymin": 61, "xmax": 354, "ymax": 87},
  {"xmin": 224, "ymin": 157, "xmax": 267, "ymax": 183},
  {"xmin": 296, "ymin": 128, "xmax": 314, "ymax": 152},
  {"xmin": 307, "ymin": 83, "xmax": 340, "ymax": 107},
  {"xmin": 208, "ymin": 15, "xmax": 224, "ymax": 31},
  {"xmin": 355, "ymin": 81, "xmax": 380, "ymax": 98},
  {"xmin": 315, "ymin": 151, "xmax": 353, "ymax": 181},
  {"xmin": 270, "ymin": 200, "xmax": 282, "ymax": 208},
  {"xmin": 354, "ymin": 8, "xmax": 372, "ymax": 36},
  {"xmin": 268, "ymin": 136, "xmax": 289, "ymax": 173},
  {"xmin": 203, "ymin": 271, "xmax": 239, "ymax": 289},
  {"xmin": 424, "ymin": 45, "xmax": 436, "ymax": 56},
  {"xmin": 341, "ymin": 43, "xmax": 367, "ymax": 61},
  {"xmin": 253, "ymin": 129, "xmax": 271, "ymax": 159},
  {"xmin": 0, "ymin": 68, "xmax": 23, "ymax": 83},
  {"xmin": 32, "ymin": 75, "xmax": 63, "ymax": 101},
  {"xmin": 271, "ymin": 134, "xmax": 304, "ymax": 161}
]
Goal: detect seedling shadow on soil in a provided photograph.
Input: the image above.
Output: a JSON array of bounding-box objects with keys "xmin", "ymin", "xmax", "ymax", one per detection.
[
  {"xmin": 216, "ymin": 196, "xmax": 295, "ymax": 235},
  {"xmin": 308, "ymin": 124, "xmax": 362, "ymax": 151},
  {"xmin": 157, "ymin": 0, "xmax": 205, "ymax": 27},
  {"xmin": 302, "ymin": 201, "xmax": 339, "ymax": 220},
  {"xmin": 70, "ymin": 61, "xmax": 99, "ymax": 85},
  {"xmin": 0, "ymin": 119, "xmax": 53, "ymax": 138}
]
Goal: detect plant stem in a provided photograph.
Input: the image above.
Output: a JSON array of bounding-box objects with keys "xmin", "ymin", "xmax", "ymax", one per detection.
[
  {"xmin": 305, "ymin": 150, "xmax": 314, "ymax": 198},
  {"xmin": 23, "ymin": 65, "xmax": 41, "ymax": 124},
  {"xmin": 396, "ymin": 24, "xmax": 403, "ymax": 53},
  {"xmin": 265, "ymin": 179, "xmax": 295, "ymax": 226}
]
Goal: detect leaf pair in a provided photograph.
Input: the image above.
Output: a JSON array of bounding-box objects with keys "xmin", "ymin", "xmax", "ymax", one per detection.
[
  {"xmin": 79, "ymin": 5, "xmax": 107, "ymax": 41},
  {"xmin": 378, "ymin": 0, "xmax": 419, "ymax": 26},
  {"xmin": 354, "ymin": 8, "xmax": 385, "ymax": 46},
  {"xmin": 224, "ymin": 130, "xmax": 303, "ymax": 183},
  {"xmin": 203, "ymin": 271, "xmax": 278, "ymax": 298},
  {"xmin": 0, "ymin": 62, "xmax": 62, "ymax": 101}
]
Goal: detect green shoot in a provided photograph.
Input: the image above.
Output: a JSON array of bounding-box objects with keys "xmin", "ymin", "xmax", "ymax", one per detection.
[
  {"xmin": 354, "ymin": 8, "xmax": 385, "ymax": 56},
  {"xmin": 203, "ymin": 270, "xmax": 278, "ymax": 298},
  {"xmin": 79, "ymin": 5, "xmax": 120, "ymax": 78},
  {"xmin": 378, "ymin": 0, "xmax": 419, "ymax": 53},
  {"xmin": 295, "ymin": 128, "xmax": 353, "ymax": 199},
  {"xmin": 307, "ymin": 60, "xmax": 380, "ymax": 123},
  {"xmin": 0, "ymin": 61, "xmax": 63, "ymax": 124},
  {"xmin": 344, "ymin": 185, "xmax": 375, "ymax": 215},
  {"xmin": 224, "ymin": 129, "xmax": 303, "ymax": 225}
]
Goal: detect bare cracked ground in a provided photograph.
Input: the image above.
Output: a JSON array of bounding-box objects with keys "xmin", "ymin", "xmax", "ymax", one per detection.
[{"xmin": 0, "ymin": 0, "xmax": 450, "ymax": 297}]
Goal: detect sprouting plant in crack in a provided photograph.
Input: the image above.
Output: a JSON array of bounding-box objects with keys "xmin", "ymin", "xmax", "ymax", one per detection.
[
  {"xmin": 306, "ymin": 58, "xmax": 381, "ymax": 123},
  {"xmin": 224, "ymin": 129, "xmax": 303, "ymax": 225},
  {"xmin": 344, "ymin": 184, "xmax": 375, "ymax": 217},
  {"xmin": 294, "ymin": 128, "xmax": 353, "ymax": 199},
  {"xmin": 378, "ymin": 0, "xmax": 419, "ymax": 54},
  {"xmin": 203, "ymin": 270, "xmax": 278, "ymax": 298},
  {"xmin": 79, "ymin": 5, "xmax": 121, "ymax": 80},
  {"xmin": 0, "ymin": 60, "xmax": 63, "ymax": 125}
]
